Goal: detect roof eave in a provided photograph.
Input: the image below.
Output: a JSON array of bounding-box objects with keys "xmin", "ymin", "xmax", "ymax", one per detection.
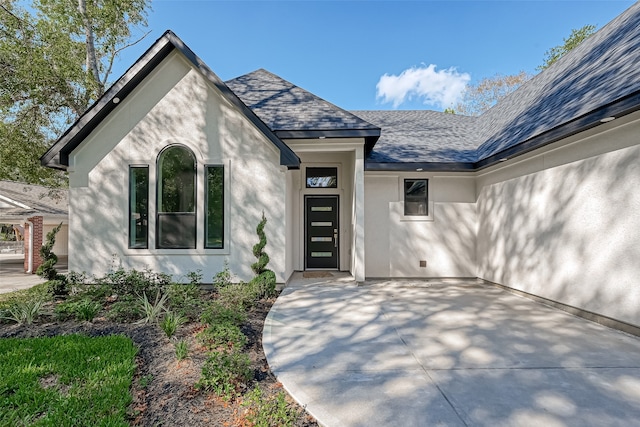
[
  {"xmin": 475, "ymin": 90, "xmax": 640, "ymax": 170},
  {"xmin": 41, "ymin": 30, "xmax": 300, "ymax": 170},
  {"xmin": 277, "ymin": 128, "xmax": 381, "ymax": 155}
]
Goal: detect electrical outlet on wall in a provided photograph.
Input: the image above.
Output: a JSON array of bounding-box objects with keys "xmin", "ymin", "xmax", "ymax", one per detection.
[{"xmin": 420, "ymin": 260, "xmax": 427, "ymax": 268}]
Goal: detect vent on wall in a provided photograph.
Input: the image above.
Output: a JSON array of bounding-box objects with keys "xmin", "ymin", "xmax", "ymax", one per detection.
[{"xmin": 420, "ymin": 260, "xmax": 427, "ymax": 268}]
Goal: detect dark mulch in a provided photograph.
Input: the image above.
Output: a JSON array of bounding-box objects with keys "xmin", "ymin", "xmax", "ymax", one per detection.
[{"xmin": 0, "ymin": 298, "xmax": 318, "ymax": 427}]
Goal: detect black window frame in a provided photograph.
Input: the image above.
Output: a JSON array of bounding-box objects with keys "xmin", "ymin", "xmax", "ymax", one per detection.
[
  {"xmin": 128, "ymin": 165, "xmax": 149, "ymax": 249},
  {"xmin": 205, "ymin": 165, "xmax": 224, "ymax": 249},
  {"xmin": 156, "ymin": 145, "xmax": 197, "ymax": 249},
  {"xmin": 404, "ymin": 178, "xmax": 429, "ymax": 216}
]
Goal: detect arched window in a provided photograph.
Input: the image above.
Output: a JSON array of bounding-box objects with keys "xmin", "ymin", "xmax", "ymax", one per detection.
[{"xmin": 157, "ymin": 145, "xmax": 196, "ymax": 248}]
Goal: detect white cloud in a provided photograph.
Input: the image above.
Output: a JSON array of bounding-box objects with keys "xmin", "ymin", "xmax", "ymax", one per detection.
[{"xmin": 376, "ymin": 64, "xmax": 470, "ymax": 109}]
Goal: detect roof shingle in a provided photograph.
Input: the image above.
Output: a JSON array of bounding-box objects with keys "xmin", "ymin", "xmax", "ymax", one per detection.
[{"xmin": 226, "ymin": 69, "xmax": 379, "ymax": 133}]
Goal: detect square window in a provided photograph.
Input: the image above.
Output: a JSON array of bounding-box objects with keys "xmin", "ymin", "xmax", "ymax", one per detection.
[{"xmin": 404, "ymin": 179, "xmax": 428, "ymax": 216}]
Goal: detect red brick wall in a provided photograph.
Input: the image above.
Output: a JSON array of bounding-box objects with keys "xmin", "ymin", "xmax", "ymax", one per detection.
[{"xmin": 23, "ymin": 216, "xmax": 44, "ymax": 274}]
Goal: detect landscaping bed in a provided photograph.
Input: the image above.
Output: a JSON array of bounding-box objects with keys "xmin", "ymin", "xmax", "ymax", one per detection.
[{"xmin": 0, "ymin": 270, "xmax": 318, "ymax": 427}]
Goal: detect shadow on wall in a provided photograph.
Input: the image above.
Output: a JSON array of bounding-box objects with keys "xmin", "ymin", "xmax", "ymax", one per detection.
[
  {"xmin": 71, "ymin": 67, "xmax": 286, "ymax": 282},
  {"xmin": 477, "ymin": 144, "xmax": 640, "ymax": 326},
  {"xmin": 391, "ymin": 202, "xmax": 476, "ymax": 277},
  {"xmin": 268, "ymin": 282, "xmax": 640, "ymax": 425}
]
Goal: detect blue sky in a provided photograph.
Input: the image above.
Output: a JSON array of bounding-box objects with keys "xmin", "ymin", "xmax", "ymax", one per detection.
[{"xmin": 116, "ymin": 0, "xmax": 635, "ymax": 111}]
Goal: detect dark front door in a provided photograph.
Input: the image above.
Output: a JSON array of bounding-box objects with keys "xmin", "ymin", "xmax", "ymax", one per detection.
[{"xmin": 305, "ymin": 196, "xmax": 339, "ymax": 269}]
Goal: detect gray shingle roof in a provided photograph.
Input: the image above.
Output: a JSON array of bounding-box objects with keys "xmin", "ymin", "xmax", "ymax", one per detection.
[
  {"xmin": 226, "ymin": 69, "xmax": 380, "ymax": 133},
  {"xmin": 351, "ymin": 2, "xmax": 640, "ymax": 168},
  {"xmin": 0, "ymin": 181, "xmax": 68, "ymax": 220},
  {"xmin": 351, "ymin": 110, "xmax": 478, "ymax": 163},
  {"xmin": 474, "ymin": 1, "xmax": 640, "ymax": 161}
]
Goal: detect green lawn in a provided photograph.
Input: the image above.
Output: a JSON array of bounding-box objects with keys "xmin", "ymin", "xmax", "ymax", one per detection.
[{"xmin": 0, "ymin": 334, "xmax": 137, "ymax": 427}]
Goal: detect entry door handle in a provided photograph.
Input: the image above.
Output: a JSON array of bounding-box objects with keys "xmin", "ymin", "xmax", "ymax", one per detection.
[{"xmin": 333, "ymin": 229, "xmax": 338, "ymax": 247}]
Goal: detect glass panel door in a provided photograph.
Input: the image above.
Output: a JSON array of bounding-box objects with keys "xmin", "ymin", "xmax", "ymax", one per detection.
[{"xmin": 305, "ymin": 196, "xmax": 339, "ymax": 269}]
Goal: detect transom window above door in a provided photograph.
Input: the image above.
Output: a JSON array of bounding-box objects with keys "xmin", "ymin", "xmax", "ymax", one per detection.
[{"xmin": 306, "ymin": 167, "xmax": 338, "ymax": 188}]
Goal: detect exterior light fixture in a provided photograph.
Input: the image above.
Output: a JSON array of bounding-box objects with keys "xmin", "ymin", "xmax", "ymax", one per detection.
[
  {"xmin": 113, "ymin": 97, "xmax": 120, "ymax": 104},
  {"xmin": 499, "ymin": 158, "xmax": 509, "ymax": 162},
  {"xmin": 416, "ymin": 168, "xmax": 423, "ymax": 172},
  {"xmin": 600, "ymin": 116, "xmax": 615, "ymax": 123}
]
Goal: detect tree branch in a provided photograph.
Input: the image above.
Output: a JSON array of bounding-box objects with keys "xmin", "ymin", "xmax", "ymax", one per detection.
[{"xmin": 101, "ymin": 30, "xmax": 151, "ymax": 87}]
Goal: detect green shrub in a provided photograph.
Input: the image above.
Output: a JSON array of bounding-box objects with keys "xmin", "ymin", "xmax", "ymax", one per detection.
[
  {"xmin": 185, "ymin": 270, "xmax": 203, "ymax": 286},
  {"xmin": 101, "ymin": 267, "xmax": 171, "ymax": 299},
  {"xmin": 36, "ymin": 223, "xmax": 62, "ymax": 281},
  {"xmin": 251, "ymin": 213, "xmax": 270, "ymax": 276},
  {"xmin": 218, "ymin": 283, "xmax": 256, "ymax": 310},
  {"xmin": 198, "ymin": 323, "xmax": 247, "ymax": 351},
  {"xmin": 54, "ymin": 298, "xmax": 101, "ymax": 322},
  {"xmin": 165, "ymin": 283, "xmax": 202, "ymax": 320},
  {"xmin": 136, "ymin": 292, "xmax": 168, "ymax": 324},
  {"xmin": 175, "ymin": 340, "xmax": 189, "ymax": 361},
  {"xmin": 66, "ymin": 271, "xmax": 92, "ymax": 287},
  {"xmin": 74, "ymin": 299, "xmax": 102, "ymax": 321},
  {"xmin": 106, "ymin": 297, "xmax": 142, "ymax": 322},
  {"xmin": 201, "ymin": 301, "xmax": 247, "ymax": 326},
  {"xmin": 213, "ymin": 263, "xmax": 232, "ymax": 290},
  {"xmin": 46, "ymin": 276, "xmax": 68, "ymax": 297},
  {"xmin": 160, "ymin": 311, "xmax": 187, "ymax": 338},
  {"xmin": 249, "ymin": 271, "xmax": 276, "ymax": 299},
  {"xmin": 0, "ymin": 299, "xmax": 44, "ymax": 324},
  {"xmin": 54, "ymin": 300, "xmax": 77, "ymax": 321},
  {"xmin": 241, "ymin": 386, "xmax": 301, "ymax": 427},
  {"xmin": 196, "ymin": 350, "xmax": 252, "ymax": 400}
]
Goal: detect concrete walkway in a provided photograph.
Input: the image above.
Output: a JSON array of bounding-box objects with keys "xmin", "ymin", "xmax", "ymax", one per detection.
[{"xmin": 264, "ymin": 273, "xmax": 640, "ymax": 427}]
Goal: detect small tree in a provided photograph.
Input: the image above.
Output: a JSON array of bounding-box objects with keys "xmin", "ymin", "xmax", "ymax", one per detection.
[
  {"xmin": 250, "ymin": 212, "xmax": 276, "ymax": 297},
  {"xmin": 36, "ymin": 222, "xmax": 62, "ymax": 281}
]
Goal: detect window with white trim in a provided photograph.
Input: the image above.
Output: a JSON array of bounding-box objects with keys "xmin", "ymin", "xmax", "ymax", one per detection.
[{"xmin": 404, "ymin": 179, "xmax": 428, "ymax": 216}]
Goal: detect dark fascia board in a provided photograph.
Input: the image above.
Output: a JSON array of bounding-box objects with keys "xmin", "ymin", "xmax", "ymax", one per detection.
[
  {"xmin": 41, "ymin": 30, "xmax": 300, "ymax": 170},
  {"xmin": 367, "ymin": 91, "xmax": 640, "ymax": 173},
  {"xmin": 275, "ymin": 128, "xmax": 380, "ymax": 140},
  {"xmin": 276, "ymin": 129, "xmax": 381, "ymax": 155},
  {"xmin": 365, "ymin": 161, "xmax": 476, "ymax": 172}
]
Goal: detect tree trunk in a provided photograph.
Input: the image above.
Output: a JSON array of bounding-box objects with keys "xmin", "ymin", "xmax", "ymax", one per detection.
[{"xmin": 77, "ymin": 0, "xmax": 103, "ymax": 95}]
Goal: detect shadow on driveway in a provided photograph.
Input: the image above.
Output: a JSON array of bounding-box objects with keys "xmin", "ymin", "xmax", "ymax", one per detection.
[{"xmin": 264, "ymin": 273, "xmax": 640, "ymax": 427}]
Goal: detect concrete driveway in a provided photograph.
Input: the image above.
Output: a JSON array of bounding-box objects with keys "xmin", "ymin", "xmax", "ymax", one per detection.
[
  {"xmin": 0, "ymin": 254, "xmax": 68, "ymax": 294},
  {"xmin": 264, "ymin": 274, "xmax": 640, "ymax": 427}
]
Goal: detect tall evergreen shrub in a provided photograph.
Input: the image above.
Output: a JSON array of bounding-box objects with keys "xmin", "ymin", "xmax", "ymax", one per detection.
[
  {"xmin": 36, "ymin": 222, "xmax": 62, "ymax": 281},
  {"xmin": 250, "ymin": 212, "xmax": 276, "ymax": 297}
]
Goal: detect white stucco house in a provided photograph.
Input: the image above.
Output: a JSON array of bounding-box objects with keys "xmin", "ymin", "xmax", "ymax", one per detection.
[{"xmin": 42, "ymin": 3, "xmax": 640, "ymax": 330}]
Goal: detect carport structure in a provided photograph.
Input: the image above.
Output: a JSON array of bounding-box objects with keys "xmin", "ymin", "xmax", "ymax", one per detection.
[
  {"xmin": 264, "ymin": 274, "xmax": 640, "ymax": 426},
  {"xmin": 0, "ymin": 181, "xmax": 68, "ymax": 274}
]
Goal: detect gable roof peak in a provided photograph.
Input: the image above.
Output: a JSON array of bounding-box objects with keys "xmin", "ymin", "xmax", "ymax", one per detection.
[{"xmin": 40, "ymin": 30, "xmax": 300, "ymax": 170}]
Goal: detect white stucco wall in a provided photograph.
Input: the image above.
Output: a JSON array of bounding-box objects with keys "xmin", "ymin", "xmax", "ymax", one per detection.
[
  {"xmin": 67, "ymin": 51, "xmax": 287, "ymax": 283},
  {"xmin": 476, "ymin": 114, "xmax": 640, "ymax": 326},
  {"xmin": 364, "ymin": 173, "xmax": 477, "ymax": 278}
]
